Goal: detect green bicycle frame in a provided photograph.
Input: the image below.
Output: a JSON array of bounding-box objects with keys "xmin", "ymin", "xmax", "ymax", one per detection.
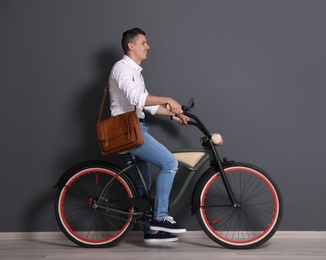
[
  {"xmin": 98, "ymin": 148, "xmax": 211, "ymax": 215},
  {"xmin": 168, "ymin": 148, "xmax": 210, "ymax": 207}
]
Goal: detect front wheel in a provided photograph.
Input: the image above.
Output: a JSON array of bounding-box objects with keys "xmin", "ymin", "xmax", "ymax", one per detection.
[
  {"xmin": 54, "ymin": 161, "xmax": 138, "ymax": 248},
  {"xmin": 196, "ymin": 162, "xmax": 283, "ymax": 249}
]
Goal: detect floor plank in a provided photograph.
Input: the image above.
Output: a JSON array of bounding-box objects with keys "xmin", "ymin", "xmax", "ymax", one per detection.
[{"xmin": 1, "ymin": 232, "xmax": 326, "ymax": 260}]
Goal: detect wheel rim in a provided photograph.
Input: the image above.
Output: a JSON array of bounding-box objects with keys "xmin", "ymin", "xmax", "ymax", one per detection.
[
  {"xmin": 57, "ymin": 168, "xmax": 134, "ymax": 245},
  {"xmin": 200, "ymin": 166, "xmax": 280, "ymax": 246}
]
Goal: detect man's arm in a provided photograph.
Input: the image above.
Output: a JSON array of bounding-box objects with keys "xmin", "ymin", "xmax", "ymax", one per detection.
[
  {"xmin": 145, "ymin": 94, "xmax": 183, "ymax": 115},
  {"xmin": 154, "ymin": 105, "xmax": 189, "ymax": 126}
]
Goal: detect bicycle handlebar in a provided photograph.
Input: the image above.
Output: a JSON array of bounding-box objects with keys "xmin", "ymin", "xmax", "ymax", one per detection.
[
  {"xmin": 182, "ymin": 110, "xmax": 211, "ymax": 137},
  {"xmin": 165, "ymin": 102, "xmax": 211, "ymax": 138}
]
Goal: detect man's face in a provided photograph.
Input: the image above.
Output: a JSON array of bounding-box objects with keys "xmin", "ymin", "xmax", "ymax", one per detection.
[{"xmin": 129, "ymin": 34, "xmax": 150, "ymax": 64}]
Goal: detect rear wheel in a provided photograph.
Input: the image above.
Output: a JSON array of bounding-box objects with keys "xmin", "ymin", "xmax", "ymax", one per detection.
[
  {"xmin": 196, "ymin": 162, "xmax": 283, "ymax": 249},
  {"xmin": 54, "ymin": 162, "xmax": 137, "ymax": 247}
]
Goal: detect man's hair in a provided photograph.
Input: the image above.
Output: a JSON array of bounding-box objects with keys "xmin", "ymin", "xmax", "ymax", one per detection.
[{"xmin": 121, "ymin": 28, "xmax": 146, "ymax": 54}]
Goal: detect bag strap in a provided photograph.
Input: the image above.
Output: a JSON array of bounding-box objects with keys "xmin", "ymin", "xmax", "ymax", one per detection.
[
  {"xmin": 97, "ymin": 80, "xmax": 110, "ymax": 123},
  {"xmin": 97, "ymin": 78, "xmax": 138, "ymax": 123}
]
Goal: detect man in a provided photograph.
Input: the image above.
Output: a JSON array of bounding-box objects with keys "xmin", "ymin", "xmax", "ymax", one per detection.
[{"xmin": 109, "ymin": 28, "xmax": 188, "ymax": 243}]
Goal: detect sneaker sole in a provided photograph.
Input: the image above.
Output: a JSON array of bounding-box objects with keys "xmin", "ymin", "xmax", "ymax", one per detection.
[
  {"xmin": 144, "ymin": 236, "xmax": 179, "ymax": 243},
  {"xmin": 149, "ymin": 226, "xmax": 187, "ymax": 234}
]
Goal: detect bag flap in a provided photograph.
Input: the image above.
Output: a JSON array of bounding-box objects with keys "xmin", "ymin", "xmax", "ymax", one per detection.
[{"xmin": 97, "ymin": 111, "xmax": 136, "ymax": 140}]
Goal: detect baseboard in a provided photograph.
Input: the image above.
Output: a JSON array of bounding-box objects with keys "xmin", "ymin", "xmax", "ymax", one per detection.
[{"xmin": 1, "ymin": 231, "xmax": 326, "ymax": 240}]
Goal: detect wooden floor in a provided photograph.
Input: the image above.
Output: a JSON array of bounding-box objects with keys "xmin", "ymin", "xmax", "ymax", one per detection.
[{"xmin": 1, "ymin": 231, "xmax": 326, "ymax": 260}]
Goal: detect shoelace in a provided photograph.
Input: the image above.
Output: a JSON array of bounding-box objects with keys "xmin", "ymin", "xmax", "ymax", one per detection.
[{"xmin": 163, "ymin": 216, "xmax": 176, "ymax": 224}]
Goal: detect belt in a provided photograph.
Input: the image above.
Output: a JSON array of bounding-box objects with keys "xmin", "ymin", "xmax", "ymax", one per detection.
[{"xmin": 139, "ymin": 118, "xmax": 145, "ymax": 123}]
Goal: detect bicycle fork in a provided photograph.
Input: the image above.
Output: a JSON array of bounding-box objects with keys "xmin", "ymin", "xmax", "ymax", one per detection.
[{"xmin": 207, "ymin": 140, "xmax": 239, "ymax": 208}]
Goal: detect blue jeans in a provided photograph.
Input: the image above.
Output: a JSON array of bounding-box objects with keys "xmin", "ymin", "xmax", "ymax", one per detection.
[{"xmin": 128, "ymin": 122, "xmax": 178, "ymax": 232}]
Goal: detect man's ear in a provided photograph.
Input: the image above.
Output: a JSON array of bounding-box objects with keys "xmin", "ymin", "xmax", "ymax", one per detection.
[{"xmin": 128, "ymin": 42, "xmax": 134, "ymax": 51}]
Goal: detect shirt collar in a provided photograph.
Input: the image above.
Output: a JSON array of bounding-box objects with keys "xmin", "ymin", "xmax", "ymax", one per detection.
[{"xmin": 123, "ymin": 55, "xmax": 143, "ymax": 72}]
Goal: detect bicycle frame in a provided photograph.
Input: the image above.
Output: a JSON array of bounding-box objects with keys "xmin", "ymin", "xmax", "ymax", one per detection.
[{"xmin": 97, "ymin": 148, "xmax": 210, "ymax": 215}]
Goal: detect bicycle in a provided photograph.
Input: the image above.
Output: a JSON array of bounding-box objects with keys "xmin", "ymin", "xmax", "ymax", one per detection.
[{"xmin": 54, "ymin": 99, "xmax": 283, "ymax": 249}]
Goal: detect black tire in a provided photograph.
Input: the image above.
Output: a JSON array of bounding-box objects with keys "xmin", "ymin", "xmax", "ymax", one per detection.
[
  {"xmin": 196, "ymin": 162, "xmax": 283, "ymax": 249},
  {"xmin": 54, "ymin": 162, "xmax": 137, "ymax": 248}
]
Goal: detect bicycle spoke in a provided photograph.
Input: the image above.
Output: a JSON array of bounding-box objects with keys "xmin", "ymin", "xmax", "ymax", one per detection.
[
  {"xmin": 55, "ymin": 165, "xmax": 136, "ymax": 247},
  {"xmin": 197, "ymin": 164, "xmax": 282, "ymax": 249}
]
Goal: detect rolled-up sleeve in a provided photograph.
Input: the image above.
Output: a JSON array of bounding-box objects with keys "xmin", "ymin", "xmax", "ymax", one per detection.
[{"xmin": 144, "ymin": 105, "xmax": 160, "ymax": 115}]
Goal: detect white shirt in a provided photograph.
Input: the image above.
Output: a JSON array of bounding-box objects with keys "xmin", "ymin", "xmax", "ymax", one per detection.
[{"xmin": 109, "ymin": 55, "xmax": 159, "ymax": 118}]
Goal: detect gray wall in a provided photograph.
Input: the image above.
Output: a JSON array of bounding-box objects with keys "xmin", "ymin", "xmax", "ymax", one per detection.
[{"xmin": 1, "ymin": 0, "xmax": 325, "ymax": 232}]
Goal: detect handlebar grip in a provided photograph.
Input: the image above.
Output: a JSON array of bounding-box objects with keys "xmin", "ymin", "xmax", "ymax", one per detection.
[
  {"xmin": 165, "ymin": 103, "xmax": 182, "ymax": 122},
  {"xmin": 165, "ymin": 103, "xmax": 171, "ymax": 111},
  {"xmin": 171, "ymin": 116, "xmax": 181, "ymax": 122}
]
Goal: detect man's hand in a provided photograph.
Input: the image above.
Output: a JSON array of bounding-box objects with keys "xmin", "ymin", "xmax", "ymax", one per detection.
[
  {"xmin": 176, "ymin": 114, "xmax": 189, "ymax": 126},
  {"xmin": 167, "ymin": 99, "xmax": 183, "ymax": 115}
]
